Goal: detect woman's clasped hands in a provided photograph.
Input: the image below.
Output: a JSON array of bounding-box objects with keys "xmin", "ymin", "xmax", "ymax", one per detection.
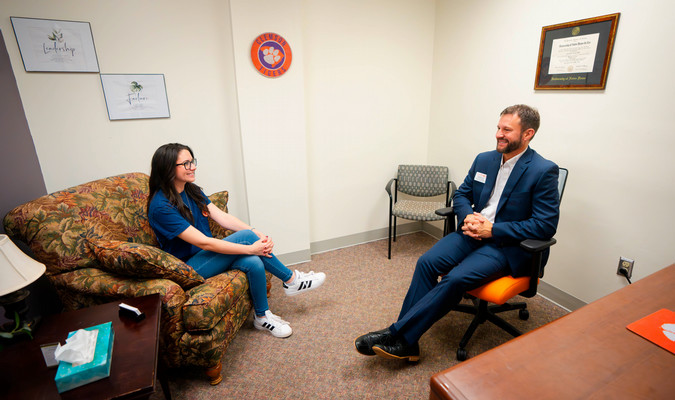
[{"xmin": 250, "ymin": 228, "xmax": 274, "ymax": 257}]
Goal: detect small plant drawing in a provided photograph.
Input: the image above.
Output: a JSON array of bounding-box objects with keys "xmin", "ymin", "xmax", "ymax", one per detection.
[
  {"xmin": 47, "ymin": 29, "xmax": 64, "ymax": 43},
  {"xmin": 130, "ymin": 81, "xmax": 143, "ymax": 92}
]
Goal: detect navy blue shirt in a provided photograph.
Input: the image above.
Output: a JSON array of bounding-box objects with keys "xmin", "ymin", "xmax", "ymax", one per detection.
[{"xmin": 148, "ymin": 189, "xmax": 212, "ymax": 262}]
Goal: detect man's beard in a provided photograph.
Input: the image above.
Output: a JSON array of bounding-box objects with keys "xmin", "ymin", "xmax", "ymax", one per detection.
[{"xmin": 497, "ymin": 139, "xmax": 521, "ymax": 154}]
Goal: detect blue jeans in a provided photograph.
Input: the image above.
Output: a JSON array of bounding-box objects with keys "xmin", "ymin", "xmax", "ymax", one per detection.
[{"xmin": 186, "ymin": 230, "xmax": 294, "ymax": 316}]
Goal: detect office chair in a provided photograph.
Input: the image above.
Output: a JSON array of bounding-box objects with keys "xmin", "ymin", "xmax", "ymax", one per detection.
[
  {"xmin": 386, "ymin": 165, "xmax": 456, "ymax": 259},
  {"xmin": 436, "ymin": 167, "xmax": 568, "ymax": 360}
]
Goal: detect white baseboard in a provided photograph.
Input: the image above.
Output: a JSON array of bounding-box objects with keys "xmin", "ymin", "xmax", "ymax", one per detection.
[
  {"xmin": 276, "ymin": 249, "xmax": 312, "ymax": 266},
  {"xmin": 279, "ymin": 221, "xmax": 422, "ymax": 265},
  {"xmin": 537, "ymin": 281, "xmax": 587, "ymax": 311},
  {"xmin": 309, "ymin": 221, "xmax": 423, "ymax": 255}
]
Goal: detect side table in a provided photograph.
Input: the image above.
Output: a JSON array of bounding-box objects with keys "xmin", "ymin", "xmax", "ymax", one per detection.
[{"xmin": 0, "ymin": 294, "xmax": 164, "ymax": 400}]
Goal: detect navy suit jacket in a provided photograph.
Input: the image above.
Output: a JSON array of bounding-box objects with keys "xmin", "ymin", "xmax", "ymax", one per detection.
[{"xmin": 453, "ymin": 147, "xmax": 560, "ymax": 277}]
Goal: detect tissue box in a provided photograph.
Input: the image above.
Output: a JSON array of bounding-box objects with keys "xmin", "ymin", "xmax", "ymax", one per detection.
[{"xmin": 54, "ymin": 322, "xmax": 115, "ymax": 393}]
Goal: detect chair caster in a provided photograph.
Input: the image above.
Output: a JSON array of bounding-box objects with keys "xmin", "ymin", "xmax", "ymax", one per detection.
[
  {"xmin": 519, "ymin": 309, "xmax": 530, "ymax": 320},
  {"xmin": 457, "ymin": 348, "xmax": 468, "ymax": 361}
]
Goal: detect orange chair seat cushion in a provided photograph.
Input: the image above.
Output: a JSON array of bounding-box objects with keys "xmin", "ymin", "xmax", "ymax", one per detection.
[{"xmin": 468, "ymin": 276, "xmax": 538, "ymax": 305}]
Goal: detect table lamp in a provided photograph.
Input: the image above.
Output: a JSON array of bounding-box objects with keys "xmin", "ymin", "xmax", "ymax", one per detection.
[{"xmin": 0, "ymin": 234, "xmax": 46, "ymax": 339}]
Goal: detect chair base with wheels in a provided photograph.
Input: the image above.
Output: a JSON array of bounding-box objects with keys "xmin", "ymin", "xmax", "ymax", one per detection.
[{"xmin": 453, "ymin": 238, "xmax": 556, "ymax": 361}]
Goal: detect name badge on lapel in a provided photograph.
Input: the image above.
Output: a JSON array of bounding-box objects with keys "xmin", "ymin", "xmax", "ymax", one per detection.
[{"xmin": 474, "ymin": 172, "xmax": 487, "ymax": 183}]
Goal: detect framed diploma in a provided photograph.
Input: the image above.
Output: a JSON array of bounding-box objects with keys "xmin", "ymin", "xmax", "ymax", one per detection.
[{"xmin": 534, "ymin": 13, "xmax": 620, "ymax": 90}]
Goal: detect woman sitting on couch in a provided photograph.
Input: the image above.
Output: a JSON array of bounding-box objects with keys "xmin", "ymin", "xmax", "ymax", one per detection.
[{"xmin": 147, "ymin": 143, "xmax": 325, "ymax": 338}]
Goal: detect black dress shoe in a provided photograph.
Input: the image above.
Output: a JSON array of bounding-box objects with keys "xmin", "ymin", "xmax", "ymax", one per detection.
[
  {"xmin": 372, "ymin": 337, "xmax": 420, "ymax": 362},
  {"xmin": 354, "ymin": 328, "xmax": 394, "ymax": 356}
]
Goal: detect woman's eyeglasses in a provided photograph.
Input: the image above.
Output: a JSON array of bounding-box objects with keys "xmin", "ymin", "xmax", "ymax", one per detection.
[{"xmin": 176, "ymin": 159, "xmax": 197, "ymax": 170}]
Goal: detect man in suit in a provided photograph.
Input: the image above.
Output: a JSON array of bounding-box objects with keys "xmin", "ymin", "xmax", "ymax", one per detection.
[{"xmin": 355, "ymin": 104, "xmax": 560, "ymax": 361}]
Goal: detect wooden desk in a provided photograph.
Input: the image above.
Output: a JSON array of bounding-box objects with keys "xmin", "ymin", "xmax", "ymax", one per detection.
[
  {"xmin": 430, "ymin": 264, "xmax": 675, "ymax": 400},
  {"xmin": 0, "ymin": 294, "xmax": 162, "ymax": 400}
]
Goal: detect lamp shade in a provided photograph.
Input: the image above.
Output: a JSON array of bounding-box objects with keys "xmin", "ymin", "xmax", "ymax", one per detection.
[{"xmin": 0, "ymin": 234, "xmax": 46, "ymax": 297}]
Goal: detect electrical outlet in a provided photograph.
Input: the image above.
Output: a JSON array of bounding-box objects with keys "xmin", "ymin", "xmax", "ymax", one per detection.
[{"xmin": 617, "ymin": 257, "xmax": 634, "ymax": 279}]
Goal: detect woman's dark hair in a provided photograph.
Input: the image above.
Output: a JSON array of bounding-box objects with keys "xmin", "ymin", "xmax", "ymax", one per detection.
[{"xmin": 148, "ymin": 143, "xmax": 208, "ymax": 222}]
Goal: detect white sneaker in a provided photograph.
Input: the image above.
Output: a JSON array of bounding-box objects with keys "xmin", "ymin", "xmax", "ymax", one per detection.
[
  {"xmin": 254, "ymin": 310, "xmax": 292, "ymax": 338},
  {"xmin": 283, "ymin": 270, "xmax": 326, "ymax": 296}
]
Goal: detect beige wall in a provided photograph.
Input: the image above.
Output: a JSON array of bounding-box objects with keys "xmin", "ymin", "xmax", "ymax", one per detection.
[
  {"xmin": 229, "ymin": 0, "xmax": 312, "ymax": 258},
  {"xmin": 0, "ymin": 0, "xmax": 249, "ymax": 219},
  {"xmin": 302, "ymin": 0, "xmax": 436, "ymax": 242},
  {"xmin": 1, "ymin": 0, "xmax": 436, "ymax": 261},
  {"xmin": 228, "ymin": 0, "xmax": 436, "ymax": 257},
  {"xmin": 2, "ymin": 0, "xmax": 673, "ymax": 303},
  {"xmin": 428, "ymin": 0, "xmax": 675, "ymax": 302}
]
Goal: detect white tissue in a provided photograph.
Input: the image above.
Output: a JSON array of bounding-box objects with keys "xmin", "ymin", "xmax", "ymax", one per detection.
[{"xmin": 54, "ymin": 328, "xmax": 99, "ymax": 366}]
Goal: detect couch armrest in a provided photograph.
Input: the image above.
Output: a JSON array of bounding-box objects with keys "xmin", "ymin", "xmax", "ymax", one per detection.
[{"xmin": 49, "ymin": 267, "xmax": 187, "ymax": 312}]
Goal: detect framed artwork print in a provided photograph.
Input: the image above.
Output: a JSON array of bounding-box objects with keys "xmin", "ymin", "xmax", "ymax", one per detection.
[
  {"xmin": 100, "ymin": 74, "xmax": 170, "ymax": 120},
  {"xmin": 534, "ymin": 13, "xmax": 620, "ymax": 90},
  {"xmin": 10, "ymin": 16, "xmax": 99, "ymax": 72}
]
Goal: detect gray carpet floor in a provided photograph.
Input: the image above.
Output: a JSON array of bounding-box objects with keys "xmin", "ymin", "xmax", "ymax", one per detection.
[{"xmin": 152, "ymin": 232, "xmax": 568, "ymax": 399}]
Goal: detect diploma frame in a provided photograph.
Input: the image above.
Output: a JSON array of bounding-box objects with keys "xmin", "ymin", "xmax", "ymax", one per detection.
[
  {"xmin": 10, "ymin": 16, "xmax": 100, "ymax": 72},
  {"xmin": 534, "ymin": 13, "xmax": 620, "ymax": 90}
]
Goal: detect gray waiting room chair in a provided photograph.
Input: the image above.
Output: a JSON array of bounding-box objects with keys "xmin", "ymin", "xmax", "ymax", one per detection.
[{"xmin": 385, "ymin": 165, "xmax": 456, "ymax": 259}]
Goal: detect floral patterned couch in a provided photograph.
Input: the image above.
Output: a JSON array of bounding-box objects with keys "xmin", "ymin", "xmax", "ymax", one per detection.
[{"xmin": 3, "ymin": 172, "xmax": 267, "ymax": 384}]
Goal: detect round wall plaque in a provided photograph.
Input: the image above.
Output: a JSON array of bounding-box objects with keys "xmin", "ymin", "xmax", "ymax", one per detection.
[{"xmin": 251, "ymin": 32, "xmax": 292, "ymax": 78}]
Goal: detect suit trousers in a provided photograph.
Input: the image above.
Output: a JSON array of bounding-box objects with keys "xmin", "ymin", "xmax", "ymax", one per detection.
[{"xmin": 389, "ymin": 231, "xmax": 509, "ymax": 345}]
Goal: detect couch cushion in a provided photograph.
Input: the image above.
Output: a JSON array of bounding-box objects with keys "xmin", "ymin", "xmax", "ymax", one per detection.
[
  {"xmin": 2, "ymin": 172, "xmax": 157, "ymax": 275},
  {"xmin": 87, "ymin": 239, "xmax": 204, "ymax": 289},
  {"xmin": 207, "ymin": 191, "xmax": 233, "ymax": 239}
]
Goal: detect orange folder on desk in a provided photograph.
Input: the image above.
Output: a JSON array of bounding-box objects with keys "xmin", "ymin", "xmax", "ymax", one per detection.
[{"xmin": 626, "ymin": 308, "xmax": 675, "ymax": 354}]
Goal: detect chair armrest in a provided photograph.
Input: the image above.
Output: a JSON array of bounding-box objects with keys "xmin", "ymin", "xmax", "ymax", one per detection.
[
  {"xmin": 520, "ymin": 238, "xmax": 557, "ymax": 297},
  {"xmin": 435, "ymin": 206, "xmax": 454, "ymax": 217},
  {"xmin": 385, "ymin": 178, "xmax": 396, "ymax": 198},
  {"xmin": 520, "ymin": 238, "xmax": 557, "ymax": 253}
]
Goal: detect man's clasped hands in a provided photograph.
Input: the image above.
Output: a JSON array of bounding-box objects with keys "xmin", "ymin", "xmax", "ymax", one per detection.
[{"xmin": 461, "ymin": 212, "xmax": 493, "ymax": 240}]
